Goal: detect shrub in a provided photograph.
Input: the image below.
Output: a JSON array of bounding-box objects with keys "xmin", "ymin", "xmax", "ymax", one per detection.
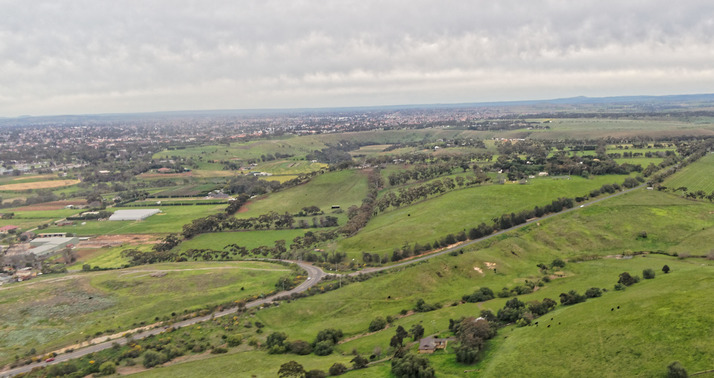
[
  {"xmin": 142, "ymin": 350, "xmax": 165, "ymax": 368},
  {"xmin": 614, "ymin": 283, "xmax": 627, "ymax": 291},
  {"xmin": 463, "ymin": 287, "xmax": 495, "ymax": 303},
  {"xmin": 329, "ymin": 363, "xmax": 348, "ymax": 376},
  {"xmin": 351, "ymin": 355, "xmax": 369, "ymax": 369},
  {"xmin": 559, "ymin": 290, "xmax": 586, "ymax": 305},
  {"xmin": 618, "ymin": 272, "xmax": 639, "ymax": 286},
  {"xmin": 305, "ymin": 370, "xmax": 327, "ymax": 378},
  {"xmin": 551, "ymin": 258, "xmax": 566, "ymax": 268},
  {"xmin": 585, "ymin": 287, "xmax": 602, "ymax": 298},
  {"xmin": 368, "ymin": 317, "xmax": 387, "ymax": 332},
  {"xmin": 313, "ymin": 340, "xmax": 334, "ymax": 356},
  {"xmin": 289, "ymin": 340, "xmax": 312, "ymax": 355},
  {"xmin": 662, "ymin": 265, "xmax": 671, "ymax": 274},
  {"xmin": 667, "ymin": 361, "xmax": 688, "ymax": 378},
  {"xmin": 313, "ymin": 328, "xmax": 343, "ymax": 345},
  {"xmin": 643, "ymin": 268, "xmax": 656, "ymax": 279},
  {"xmin": 414, "ymin": 298, "xmax": 440, "ymax": 312},
  {"xmin": 227, "ymin": 335, "xmax": 243, "ymax": 347}
]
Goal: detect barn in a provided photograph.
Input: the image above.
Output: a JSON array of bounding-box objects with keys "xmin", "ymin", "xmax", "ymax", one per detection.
[{"xmin": 108, "ymin": 209, "xmax": 161, "ymax": 221}]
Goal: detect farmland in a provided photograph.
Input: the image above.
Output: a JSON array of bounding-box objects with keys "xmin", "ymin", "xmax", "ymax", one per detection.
[
  {"xmin": 339, "ymin": 174, "xmax": 635, "ymax": 256},
  {"xmin": 4, "ymin": 108, "xmax": 714, "ymax": 377},
  {"xmin": 0, "ymin": 261, "xmax": 292, "ymax": 366},
  {"xmin": 39, "ymin": 205, "xmax": 225, "ymax": 236},
  {"xmin": 0, "ymin": 179, "xmax": 80, "ymax": 191},
  {"xmin": 664, "ymin": 152, "xmax": 714, "ymax": 193},
  {"xmin": 120, "ymin": 188, "xmax": 714, "ymax": 377}
]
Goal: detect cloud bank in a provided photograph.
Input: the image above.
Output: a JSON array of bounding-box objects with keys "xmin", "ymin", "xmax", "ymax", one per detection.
[{"xmin": 2, "ymin": 0, "xmax": 714, "ymax": 115}]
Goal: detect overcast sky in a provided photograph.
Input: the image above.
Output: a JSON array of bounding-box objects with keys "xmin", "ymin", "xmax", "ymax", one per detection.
[{"xmin": 2, "ymin": 0, "xmax": 714, "ymax": 116}]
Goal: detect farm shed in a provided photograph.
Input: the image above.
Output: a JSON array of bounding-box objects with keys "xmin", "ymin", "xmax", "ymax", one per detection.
[{"xmin": 109, "ymin": 209, "xmax": 161, "ymax": 221}]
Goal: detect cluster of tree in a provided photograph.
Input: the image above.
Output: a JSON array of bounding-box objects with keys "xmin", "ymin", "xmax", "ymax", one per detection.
[
  {"xmin": 493, "ymin": 197, "xmax": 575, "ymax": 230},
  {"xmin": 387, "ymin": 161, "xmax": 466, "ymax": 186},
  {"xmin": 609, "ymin": 150, "xmax": 675, "ymax": 159},
  {"xmin": 375, "ymin": 172, "xmax": 489, "ymax": 213},
  {"xmin": 469, "ymin": 119, "xmax": 546, "ymax": 131},
  {"xmin": 66, "ymin": 210, "xmax": 113, "ymax": 221},
  {"xmin": 614, "ymin": 270, "xmax": 655, "ymax": 290},
  {"xmin": 648, "ymin": 139, "xmax": 714, "ymax": 184},
  {"xmin": 462, "ymin": 287, "xmax": 495, "ymax": 303},
  {"xmin": 295, "ymin": 205, "xmax": 323, "ymax": 216},
  {"xmin": 265, "ymin": 328, "xmax": 344, "ymax": 358},
  {"xmin": 414, "ymin": 298, "xmax": 441, "ymax": 312},
  {"xmin": 181, "ymin": 209, "xmax": 335, "ymax": 240},
  {"xmin": 306, "ymin": 146, "xmax": 354, "ymax": 165},
  {"xmin": 365, "ymin": 150, "xmax": 492, "ymax": 167},
  {"xmin": 339, "ymin": 169, "xmax": 383, "ymax": 235},
  {"xmin": 450, "ymin": 316, "xmax": 498, "ymax": 364},
  {"xmin": 289, "ymin": 230, "xmax": 341, "ymax": 254},
  {"xmin": 391, "ymin": 353, "xmax": 435, "ymax": 378}
]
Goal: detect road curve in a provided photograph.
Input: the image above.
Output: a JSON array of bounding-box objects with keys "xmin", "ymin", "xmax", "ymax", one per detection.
[
  {"xmin": 1, "ymin": 185, "xmax": 643, "ymax": 377},
  {"xmin": 1, "ymin": 260, "xmax": 325, "ymax": 378}
]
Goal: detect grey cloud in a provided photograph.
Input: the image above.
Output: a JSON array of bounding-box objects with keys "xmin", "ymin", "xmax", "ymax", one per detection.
[{"xmin": 1, "ymin": 0, "xmax": 714, "ymax": 115}]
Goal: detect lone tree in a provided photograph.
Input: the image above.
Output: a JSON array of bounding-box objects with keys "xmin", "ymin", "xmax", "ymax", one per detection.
[
  {"xmin": 667, "ymin": 361, "xmax": 688, "ymax": 378},
  {"xmin": 662, "ymin": 265, "xmax": 671, "ymax": 274},
  {"xmin": 618, "ymin": 272, "xmax": 639, "ymax": 286},
  {"xmin": 278, "ymin": 361, "xmax": 306, "ymax": 378},
  {"xmin": 410, "ymin": 324, "xmax": 425, "ymax": 341},
  {"xmin": 643, "ymin": 268, "xmax": 656, "ymax": 279}
]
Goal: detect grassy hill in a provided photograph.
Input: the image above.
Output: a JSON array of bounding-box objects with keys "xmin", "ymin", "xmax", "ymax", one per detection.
[{"xmin": 126, "ymin": 189, "xmax": 714, "ymax": 377}]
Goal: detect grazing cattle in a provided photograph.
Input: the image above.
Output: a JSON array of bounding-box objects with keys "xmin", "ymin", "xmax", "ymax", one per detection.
[{"xmin": 611, "ymin": 308, "xmax": 614, "ymax": 311}]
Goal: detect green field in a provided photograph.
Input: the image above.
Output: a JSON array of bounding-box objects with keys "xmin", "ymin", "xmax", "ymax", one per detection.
[
  {"xmin": 0, "ymin": 261, "xmax": 291, "ymax": 366},
  {"xmin": 126, "ymin": 189, "xmax": 714, "ymax": 377},
  {"xmin": 69, "ymin": 245, "xmax": 143, "ymax": 269},
  {"xmin": 339, "ymin": 174, "xmax": 634, "ymax": 256},
  {"xmin": 237, "ymin": 169, "xmax": 368, "ymax": 218},
  {"xmin": 39, "ymin": 205, "xmax": 225, "ymax": 236},
  {"xmin": 664, "ymin": 152, "xmax": 714, "ymax": 193}
]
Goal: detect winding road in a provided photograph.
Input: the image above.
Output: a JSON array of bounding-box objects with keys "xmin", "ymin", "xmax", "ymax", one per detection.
[{"xmin": 1, "ymin": 184, "xmax": 643, "ymax": 377}]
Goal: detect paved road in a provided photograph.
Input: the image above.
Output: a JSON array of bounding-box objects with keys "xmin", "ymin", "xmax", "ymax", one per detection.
[
  {"xmin": 1, "ymin": 260, "xmax": 325, "ymax": 377},
  {"xmin": 1, "ymin": 184, "xmax": 642, "ymax": 377}
]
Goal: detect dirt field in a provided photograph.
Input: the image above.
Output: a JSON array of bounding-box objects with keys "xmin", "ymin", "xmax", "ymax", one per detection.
[
  {"xmin": 77, "ymin": 234, "xmax": 159, "ymax": 248},
  {"xmin": 0, "ymin": 179, "xmax": 80, "ymax": 191},
  {"xmin": 15, "ymin": 200, "xmax": 87, "ymax": 211}
]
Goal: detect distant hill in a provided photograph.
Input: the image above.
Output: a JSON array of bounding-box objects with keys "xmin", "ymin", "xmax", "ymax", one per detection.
[{"xmin": 3, "ymin": 93, "xmax": 714, "ymax": 126}]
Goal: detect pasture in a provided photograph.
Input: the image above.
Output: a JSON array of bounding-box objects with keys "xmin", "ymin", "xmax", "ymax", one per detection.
[
  {"xmin": 236, "ymin": 169, "xmax": 368, "ymax": 218},
  {"xmin": 339, "ymin": 174, "xmax": 635, "ymax": 256},
  {"xmin": 0, "ymin": 261, "xmax": 291, "ymax": 366},
  {"xmin": 664, "ymin": 152, "xmax": 714, "ymax": 193},
  {"xmin": 134, "ymin": 188, "xmax": 714, "ymax": 377}
]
